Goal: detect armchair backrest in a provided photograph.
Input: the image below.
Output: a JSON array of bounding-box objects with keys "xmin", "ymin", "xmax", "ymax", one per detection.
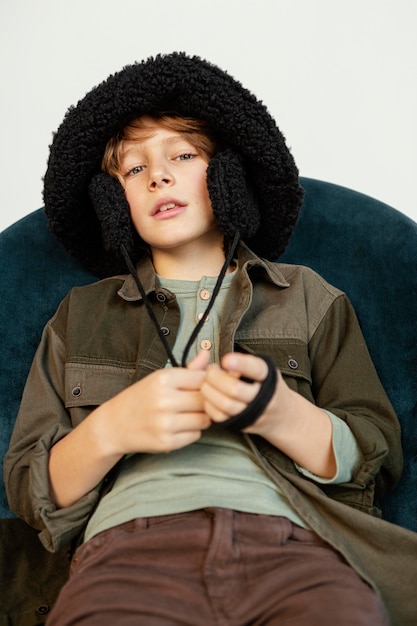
[{"xmin": 1, "ymin": 178, "xmax": 416, "ymax": 531}]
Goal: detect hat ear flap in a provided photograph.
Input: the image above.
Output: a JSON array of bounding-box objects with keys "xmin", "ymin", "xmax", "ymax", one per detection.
[
  {"xmin": 207, "ymin": 150, "xmax": 260, "ymax": 239},
  {"xmin": 89, "ymin": 173, "xmax": 136, "ymax": 255}
]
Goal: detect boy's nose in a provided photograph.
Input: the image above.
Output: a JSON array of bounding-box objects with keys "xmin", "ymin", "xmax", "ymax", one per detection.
[{"xmin": 148, "ymin": 166, "xmax": 174, "ymax": 189}]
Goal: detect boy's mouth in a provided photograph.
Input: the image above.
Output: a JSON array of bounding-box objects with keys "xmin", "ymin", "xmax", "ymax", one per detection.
[
  {"xmin": 152, "ymin": 198, "xmax": 186, "ymax": 216},
  {"xmin": 158, "ymin": 202, "xmax": 176, "ymax": 213}
]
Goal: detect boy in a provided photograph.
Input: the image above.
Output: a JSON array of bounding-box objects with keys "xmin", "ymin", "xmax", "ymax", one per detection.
[{"xmin": 4, "ymin": 53, "xmax": 417, "ymax": 625}]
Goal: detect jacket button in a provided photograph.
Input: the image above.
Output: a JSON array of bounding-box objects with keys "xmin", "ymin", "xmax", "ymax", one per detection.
[
  {"xmin": 156, "ymin": 292, "xmax": 166, "ymax": 303},
  {"xmin": 160, "ymin": 326, "xmax": 170, "ymax": 336},
  {"xmin": 288, "ymin": 358, "xmax": 299, "ymax": 369},
  {"xmin": 36, "ymin": 604, "xmax": 50, "ymax": 615},
  {"xmin": 71, "ymin": 385, "xmax": 82, "ymax": 397}
]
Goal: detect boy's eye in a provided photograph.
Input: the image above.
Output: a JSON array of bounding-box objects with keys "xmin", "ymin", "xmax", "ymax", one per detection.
[
  {"xmin": 177, "ymin": 153, "xmax": 195, "ymax": 161},
  {"xmin": 126, "ymin": 165, "xmax": 145, "ymax": 176}
]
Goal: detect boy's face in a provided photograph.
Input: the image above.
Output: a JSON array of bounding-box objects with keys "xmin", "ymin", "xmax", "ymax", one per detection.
[{"xmin": 119, "ymin": 119, "xmax": 222, "ymax": 256}]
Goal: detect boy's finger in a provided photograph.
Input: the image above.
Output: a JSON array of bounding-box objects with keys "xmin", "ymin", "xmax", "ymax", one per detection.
[{"xmin": 220, "ymin": 353, "xmax": 270, "ymax": 383}]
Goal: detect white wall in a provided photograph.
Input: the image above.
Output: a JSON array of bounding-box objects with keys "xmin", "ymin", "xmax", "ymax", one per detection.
[{"xmin": 0, "ymin": 0, "xmax": 416, "ymax": 233}]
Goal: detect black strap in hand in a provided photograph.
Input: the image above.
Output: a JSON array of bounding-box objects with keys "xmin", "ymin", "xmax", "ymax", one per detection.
[{"xmin": 215, "ymin": 355, "xmax": 278, "ymax": 431}]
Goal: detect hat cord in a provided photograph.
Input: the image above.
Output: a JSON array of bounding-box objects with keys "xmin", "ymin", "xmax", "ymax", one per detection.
[{"xmin": 120, "ymin": 231, "xmax": 240, "ymax": 369}]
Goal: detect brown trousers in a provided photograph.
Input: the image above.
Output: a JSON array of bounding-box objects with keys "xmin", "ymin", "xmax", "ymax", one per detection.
[{"xmin": 47, "ymin": 509, "xmax": 388, "ymax": 626}]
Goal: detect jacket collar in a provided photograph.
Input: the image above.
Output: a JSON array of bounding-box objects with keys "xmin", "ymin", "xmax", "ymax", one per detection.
[
  {"xmin": 118, "ymin": 254, "xmax": 157, "ymax": 302},
  {"xmin": 237, "ymin": 241, "xmax": 290, "ymax": 288},
  {"xmin": 117, "ymin": 242, "xmax": 290, "ymax": 302}
]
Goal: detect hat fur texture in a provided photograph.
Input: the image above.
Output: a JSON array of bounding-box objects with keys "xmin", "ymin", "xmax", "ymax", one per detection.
[{"xmin": 44, "ymin": 52, "xmax": 304, "ymax": 277}]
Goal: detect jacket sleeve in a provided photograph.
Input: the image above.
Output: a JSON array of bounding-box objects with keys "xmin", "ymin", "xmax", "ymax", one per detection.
[
  {"xmin": 3, "ymin": 298, "xmax": 102, "ymax": 553},
  {"xmin": 308, "ymin": 292, "xmax": 403, "ymax": 502}
]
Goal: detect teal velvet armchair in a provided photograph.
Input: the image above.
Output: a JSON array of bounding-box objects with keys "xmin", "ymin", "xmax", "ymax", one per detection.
[{"xmin": 1, "ymin": 178, "xmax": 416, "ymax": 624}]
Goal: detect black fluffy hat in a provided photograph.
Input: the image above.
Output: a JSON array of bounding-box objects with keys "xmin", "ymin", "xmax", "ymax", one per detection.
[{"xmin": 44, "ymin": 52, "xmax": 304, "ymax": 277}]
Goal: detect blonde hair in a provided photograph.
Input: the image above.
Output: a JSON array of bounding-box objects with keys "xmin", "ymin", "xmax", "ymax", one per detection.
[{"xmin": 102, "ymin": 114, "xmax": 218, "ymax": 183}]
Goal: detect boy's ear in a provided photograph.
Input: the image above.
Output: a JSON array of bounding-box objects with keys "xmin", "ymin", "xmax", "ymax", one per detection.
[
  {"xmin": 207, "ymin": 150, "xmax": 260, "ymax": 240},
  {"xmin": 89, "ymin": 172, "xmax": 135, "ymax": 254}
]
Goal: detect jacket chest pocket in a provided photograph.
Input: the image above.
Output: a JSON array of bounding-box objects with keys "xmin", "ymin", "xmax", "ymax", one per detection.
[
  {"xmin": 64, "ymin": 362, "xmax": 136, "ymax": 425},
  {"xmin": 235, "ymin": 339, "xmax": 313, "ymax": 398}
]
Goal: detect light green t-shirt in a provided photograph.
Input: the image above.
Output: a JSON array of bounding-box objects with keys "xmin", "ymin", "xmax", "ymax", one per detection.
[{"xmin": 159, "ymin": 270, "xmax": 235, "ymax": 366}]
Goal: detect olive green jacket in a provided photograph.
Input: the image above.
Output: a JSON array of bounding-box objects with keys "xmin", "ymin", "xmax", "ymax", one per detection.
[{"xmin": 4, "ymin": 244, "xmax": 417, "ymax": 625}]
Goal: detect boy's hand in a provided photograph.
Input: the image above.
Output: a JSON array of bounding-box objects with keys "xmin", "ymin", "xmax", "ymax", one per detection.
[
  {"xmin": 100, "ymin": 352, "xmax": 211, "ymax": 456},
  {"xmin": 200, "ymin": 352, "xmax": 282, "ymax": 437}
]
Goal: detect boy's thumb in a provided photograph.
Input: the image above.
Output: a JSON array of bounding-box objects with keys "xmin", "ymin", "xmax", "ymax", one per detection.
[{"xmin": 186, "ymin": 351, "xmax": 211, "ymax": 371}]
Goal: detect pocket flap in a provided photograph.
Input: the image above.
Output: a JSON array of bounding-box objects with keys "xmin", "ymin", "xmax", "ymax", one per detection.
[
  {"xmin": 236, "ymin": 339, "xmax": 311, "ymax": 384},
  {"xmin": 65, "ymin": 363, "xmax": 135, "ymax": 407}
]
